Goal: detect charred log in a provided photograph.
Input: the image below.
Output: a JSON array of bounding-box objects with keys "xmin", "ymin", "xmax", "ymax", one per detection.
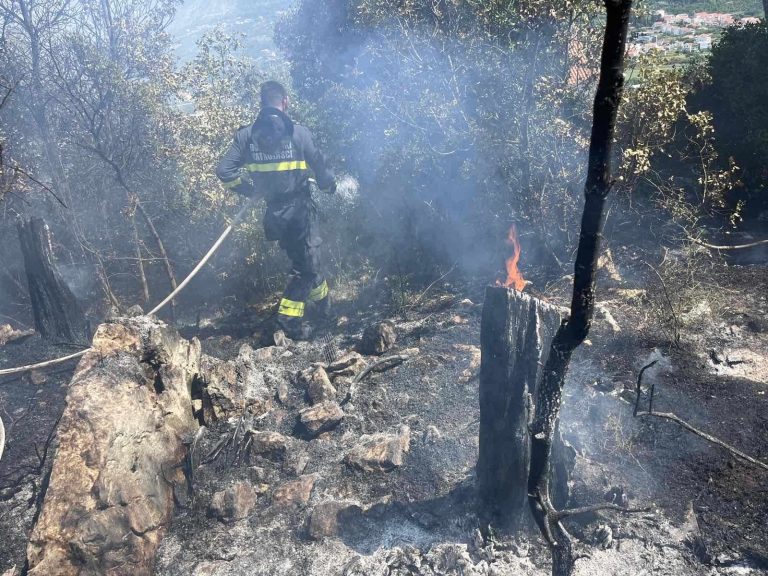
[
  {"xmin": 526, "ymin": 1, "xmax": 633, "ymax": 575},
  {"xmin": 477, "ymin": 287, "xmax": 562, "ymax": 531},
  {"xmin": 17, "ymin": 218, "xmax": 87, "ymax": 343}
]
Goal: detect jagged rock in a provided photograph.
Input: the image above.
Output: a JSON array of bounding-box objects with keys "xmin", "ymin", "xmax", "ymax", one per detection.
[
  {"xmin": 326, "ymin": 351, "xmax": 366, "ymax": 380},
  {"xmin": 0, "ymin": 324, "xmax": 34, "ymax": 346},
  {"xmin": 209, "ymin": 481, "xmax": 258, "ymax": 521},
  {"xmin": 198, "ymin": 346, "xmax": 272, "ymax": 421},
  {"xmin": 425, "ymin": 544, "xmax": 475, "ymax": 575},
  {"xmin": 245, "ymin": 344, "xmax": 282, "ymax": 361},
  {"xmin": 272, "ymin": 330, "xmax": 290, "ymax": 347},
  {"xmin": 423, "ymin": 425, "xmax": 442, "ymax": 444},
  {"xmin": 299, "ymin": 365, "xmax": 336, "ymax": 404},
  {"xmin": 250, "ymin": 431, "xmax": 288, "ymax": 458},
  {"xmin": 345, "ymin": 425, "xmax": 411, "ymax": 472},
  {"xmin": 359, "ymin": 320, "xmax": 397, "ymax": 355},
  {"xmin": 283, "ymin": 449, "xmax": 310, "ymax": 476},
  {"xmin": 298, "ymin": 402, "xmax": 344, "ymax": 437},
  {"xmin": 272, "ymin": 475, "xmax": 316, "ymax": 508},
  {"xmin": 26, "ymin": 317, "xmax": 200, "ymax": 576},
  {"xmin": 276, "ymin": 380, "xmax": 289, "ymax": 404},
  {"xmin": 308, "ymin": 501, "xmax": 363, "ymax": 540},
  {"xmin": 125, "ymin": 304, "xmax": 144, "ymax": 317}
]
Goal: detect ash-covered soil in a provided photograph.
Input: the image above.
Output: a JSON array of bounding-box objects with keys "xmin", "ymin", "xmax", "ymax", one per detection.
[{"xmin": 1, "ymin": 260, "xmax": 767, "ymax": 576}]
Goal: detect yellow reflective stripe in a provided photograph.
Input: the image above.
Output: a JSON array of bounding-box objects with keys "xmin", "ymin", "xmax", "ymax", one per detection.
[
  {"xmin": 246, "ymin": 160, "xmax": 307, "ymax": 173},
  {"xmin": 221, "ymin": 176, "xmax": 242, "ymax": 189},
  {"xmin": 308, "ymin": 280, "xmax": 328, "ymax": 302},
  {"xmin": 278, "ymin": 298, "xmax": 305, "ymax": 318}
]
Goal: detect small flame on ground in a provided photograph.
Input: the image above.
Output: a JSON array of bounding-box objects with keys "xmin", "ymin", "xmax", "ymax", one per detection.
[{"xmin": 496, "ymin": 224, "xmax": 527, "ymax": 291}]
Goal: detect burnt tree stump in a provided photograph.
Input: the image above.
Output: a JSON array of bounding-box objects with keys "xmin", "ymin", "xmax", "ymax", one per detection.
[
  {"xmin": 478, "ymin": 286, "xmax": 562, "ymax": 531},
  {"xmin": 18, "ymin": 218, "xmax": 87, "ymax": 343}
]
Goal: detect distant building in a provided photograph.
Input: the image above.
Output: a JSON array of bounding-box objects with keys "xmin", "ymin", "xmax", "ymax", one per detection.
[{"xmin": 696, "ymin": 35, "xmax": 713, "ymax": 50}]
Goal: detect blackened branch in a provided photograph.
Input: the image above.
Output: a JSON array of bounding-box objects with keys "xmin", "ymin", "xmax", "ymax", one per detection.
[{"xmin": 526, "ymin": 1, "xmax": 634, "ymax": 574}]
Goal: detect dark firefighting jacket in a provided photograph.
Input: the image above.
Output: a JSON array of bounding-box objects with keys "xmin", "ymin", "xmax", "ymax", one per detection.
[{"xmin": 215, "ymin": 107, "xmax": 335, "ymax": 205}]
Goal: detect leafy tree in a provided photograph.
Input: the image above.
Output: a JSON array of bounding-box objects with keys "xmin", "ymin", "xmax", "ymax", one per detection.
[{"xmin": 698, "ymin": 22, "xmax": 768, "ymax": 203}]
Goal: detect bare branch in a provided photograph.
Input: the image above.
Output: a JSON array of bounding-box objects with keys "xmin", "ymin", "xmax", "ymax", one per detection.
[{"xmin": 636, "ymin": 411, "xmax": 768, "ymax": 472}]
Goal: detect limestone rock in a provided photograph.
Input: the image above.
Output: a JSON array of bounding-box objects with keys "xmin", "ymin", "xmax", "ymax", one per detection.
[
  {"xmin": 359, "ymin": 321, "xmax": 397, "ymax": 355},
  {"xmin": 298, "ymin": 402, "xmax": 344, "ymax": 438},
  {"xmin": 299, "ymin": 365, "xmax": 336, "ymax": 404},
  {"xmin": 209, "ymin": 481, "xmax": 258, "ymax": 521},
  {"xmin": 325, "ymin": 351, "xmax": 366, "ymax": 380},
  {"xmin": 272, "ymin": 475, "xmax": 316, "ymax": 508},
  {"xmin": 307, "ymin": 501, "xmax": 362, "ymax": 540},
  {"xmin": 125, "ymin": 304, "xmax": 144, "ymax": 317},
  {"xmin": 250, "ymin": 431, "xmax": 288, "ymax": 458},
  {"xmin": 26, "ymin": 317, "xmax": 200, "ymax": 576},
  {"xmin": 0, "ymin": 324, "xmax": 34, "ymax": 346},
  {"xmin": 346, "ymin": 425, "xmax": 411, "ymax": 472},
  {"xmin": 198, "ymin": 345, "xmax": 272, "ymax": 421}
]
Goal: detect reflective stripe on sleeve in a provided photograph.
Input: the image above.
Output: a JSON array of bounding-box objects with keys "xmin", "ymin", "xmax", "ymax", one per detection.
[
  {"xmin": 308, "ymin": 280, "xmax": 328, "ymax": 302},
  {"xmin": 221, "ymin": 176, "xmax": 242, "ymax": 189},
  {"xmin": 278, "ymin": 298, "xmax": 305, "ymax": 318},
  {"xmin": 246, "ymin": 160, "xmax": 308, "ymax": 173}
]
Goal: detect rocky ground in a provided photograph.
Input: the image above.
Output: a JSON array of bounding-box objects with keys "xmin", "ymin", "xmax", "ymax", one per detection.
[{"xmin": 1, "ymin": 255, "xmax": 767, "ymax": 576}]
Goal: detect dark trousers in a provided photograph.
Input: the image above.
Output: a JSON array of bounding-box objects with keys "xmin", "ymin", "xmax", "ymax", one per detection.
[{"xmin": 263, "ymin": 196, "xmax": 327, "ymax": 321}]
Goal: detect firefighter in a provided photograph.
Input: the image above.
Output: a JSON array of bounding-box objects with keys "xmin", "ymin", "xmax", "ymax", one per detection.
[{"xmin": 216, "ymin": 81, "xmax": 335, "ymax": 340}]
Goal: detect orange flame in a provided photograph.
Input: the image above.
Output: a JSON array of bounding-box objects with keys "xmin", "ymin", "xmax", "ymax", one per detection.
[{"xmin": 496, "ymin": 225, "xmax": 527, "ymax": 291}]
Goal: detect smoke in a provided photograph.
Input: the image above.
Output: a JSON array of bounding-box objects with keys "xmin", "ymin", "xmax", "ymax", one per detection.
[
  {"xmin": 334, "ymin": 173, "xmax": 360, "ymax": 203},
  {"xmin": 279, "ymin": 2, "xmax": 592, "ymax": 283}
]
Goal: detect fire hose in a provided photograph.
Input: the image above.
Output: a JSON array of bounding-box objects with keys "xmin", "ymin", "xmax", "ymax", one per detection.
[{"xmin": 0, "ymin": 198, "xmax": 254, "ymax": 379}]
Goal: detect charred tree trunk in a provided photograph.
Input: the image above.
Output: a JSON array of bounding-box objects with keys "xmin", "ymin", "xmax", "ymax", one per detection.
[
  {"xmin": 478, "ymin": 287, "xmax": 562, "ymax": 531},
  {"xmin": 18, "ymin": 218, "xmax": 88, "ymax": 343},
  {"xmin": 526, "ymin": 1, "xmax": 632, "ymax": 575}
]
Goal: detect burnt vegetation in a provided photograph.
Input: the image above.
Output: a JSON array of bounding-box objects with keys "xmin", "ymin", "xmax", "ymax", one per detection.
[{"xmin": 1, "ymin": 1, "xmax": 768, "ymax": 576}]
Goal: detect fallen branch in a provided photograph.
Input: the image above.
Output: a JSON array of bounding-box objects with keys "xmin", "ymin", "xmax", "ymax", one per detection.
[
  {"xmin": 635, "ymin": 410, "xmax": 768, "ymax": 472},
  {"xmin": 340, "ymin": 353, "xmax": 410, "ymax": 406},
  {"xmin": 690, "ymin": 236, "xmax": 768, "ymax": 251},
  {"xmin": 555, "ymin": 503, "xmax": 651, "ymax": 521},
  {"xmin": 634, "ymin": 364, "xmax": 768, "ymax": 472}
]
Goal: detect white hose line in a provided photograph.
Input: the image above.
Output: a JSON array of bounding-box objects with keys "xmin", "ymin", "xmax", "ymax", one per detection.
[
  {"xmin": 0, "ymin": 200, "xmax": 252, "ymax": 380},
  {"xmin": 0, "ymin": 349, "xmax": 90, "ymax": 378},
  {"xmin": 147, "ymin": 223, "xmax": 235, "ymax": 316}
]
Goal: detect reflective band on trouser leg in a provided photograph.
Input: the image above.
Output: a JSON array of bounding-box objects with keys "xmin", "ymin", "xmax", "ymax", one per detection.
[
  {"xmin": 308, "ymin": 280, "xmax": 328, "ymax": 302},
  {"xmin": 221, "ymin": 176, "xmax": 242, "ymax": 189},
  {"xmin": 278, "ymin": 298, "xmax": 305, "ymax": 318},
  {"xmin": 246, "ymin": 160, "xmax": 308, "ymax": 173}
]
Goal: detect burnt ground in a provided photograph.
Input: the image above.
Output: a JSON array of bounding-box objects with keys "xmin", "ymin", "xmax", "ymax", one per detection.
[{"xmin": 1, "ymin": 253, "xmax": 767, "ymax": 575}]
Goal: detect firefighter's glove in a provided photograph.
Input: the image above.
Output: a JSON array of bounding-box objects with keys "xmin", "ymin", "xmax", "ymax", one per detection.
[
  {"xmin": 324, "ymin": 180, "xmax": 337, "ymax": 195},
  {"xmin": 236, "ymin": 173, "xmax": 258, "ymax": 198}
]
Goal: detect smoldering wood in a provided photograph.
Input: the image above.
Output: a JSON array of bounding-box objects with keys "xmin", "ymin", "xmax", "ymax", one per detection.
[
  {"xmin": 17, "ymin": 218, "xmax": 88, "ymax": 343},
  {"xmin": 477, "ymin": 286, "xmax": 562, "ymax": 531}
]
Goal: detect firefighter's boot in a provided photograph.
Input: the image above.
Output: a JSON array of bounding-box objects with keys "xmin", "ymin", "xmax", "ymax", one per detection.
[
  {"xmin": 275, "ymin": 315, "xmax": 313, "ymax": 341},
  {"xmin": 307, "ymin": 280, "xmax": 333, "ymax": 326},
  {"xmin": 313, "ymin": 295, "xmax": 333, "ymax": 325},
  {"xmin": 276, "ymin": 296, "xmax": 313, "ymax": 340}
]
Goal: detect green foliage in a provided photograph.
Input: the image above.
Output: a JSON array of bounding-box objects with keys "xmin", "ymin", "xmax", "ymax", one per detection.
[
  {"xmin": 617, "ymin": 59, "xmax": 740, "ymax": 230},
  {"xmin": 698, "ymin": 22, "xmax": 768, "ymax": 200}
]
